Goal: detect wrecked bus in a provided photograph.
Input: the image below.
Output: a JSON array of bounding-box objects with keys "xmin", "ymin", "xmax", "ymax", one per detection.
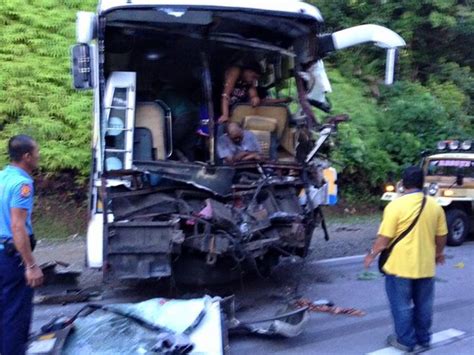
[{"xmin": 71, "ymin": 1, "xmax": 405, "ymax": 284}]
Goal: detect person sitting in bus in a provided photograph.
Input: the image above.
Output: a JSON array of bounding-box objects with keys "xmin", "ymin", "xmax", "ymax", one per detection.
[
  {"xmin": 218, "ymin": 61, "xmax": 263, "ymax": 124},
  {"xmin": 217, "ymin": 123, "xmax": 261, "ymax": 164}
]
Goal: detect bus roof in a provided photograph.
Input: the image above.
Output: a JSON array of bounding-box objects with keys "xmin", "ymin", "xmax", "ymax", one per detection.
[{"xmin": 98, "ymin": 0, "xmax": 323, "ymax": 21}]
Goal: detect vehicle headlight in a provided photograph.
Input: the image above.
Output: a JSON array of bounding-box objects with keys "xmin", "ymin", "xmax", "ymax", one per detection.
[
  {"xmin": 437, "ymin": 141, "xmax": 447, "ymax": 150},
  {"xmin": 449, "ymin": 140, "xmax": 460, "ymax": 150},
  {"xmin": 443, "ymin": 189, "xmax": 454, "ymax": 197},
  {"xmin": 461, "ymin": 140, "xmax": 472, "ymax": 150},
  {"xmin": 385, "ymin": 184, "xmax": 395, "ymax": 192},
  {"xmin": 428, "ymin": 183, "xmax": 439, "ymax": 196}
]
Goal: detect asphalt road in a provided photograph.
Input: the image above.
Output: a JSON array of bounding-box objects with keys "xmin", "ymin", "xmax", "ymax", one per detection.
[
  {"xmin": 31, "ymin": 241, "xmax": 474, "ymax": 354},
  {"xmin": 229, "ymin": 242, "xmax": 474, "ymax": 354}
]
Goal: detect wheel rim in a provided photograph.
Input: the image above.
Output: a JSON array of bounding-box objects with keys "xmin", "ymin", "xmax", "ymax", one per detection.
[{"xmin": 451, "ymin": 218, "xmax": 465, "ymax": 241}]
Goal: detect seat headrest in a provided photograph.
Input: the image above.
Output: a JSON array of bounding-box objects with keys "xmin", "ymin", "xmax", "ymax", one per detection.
[
  {"xmin": 230, "ymin": 104, "xmax": 288, "ymax": 138},
  {"xmin": 243, "ymin": 116, "xmax": 277, "ymax": 133},
  {"xmin": 249, "ymin": 130, "xmax": 271, "ymax": 159}
]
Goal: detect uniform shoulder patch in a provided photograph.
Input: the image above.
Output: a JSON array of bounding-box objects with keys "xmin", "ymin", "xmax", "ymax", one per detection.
[{"xmin": 20, "ymin": 183, "xmax": 32, "ymax": 198}]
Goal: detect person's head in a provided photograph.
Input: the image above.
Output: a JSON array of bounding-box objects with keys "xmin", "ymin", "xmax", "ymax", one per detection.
[
  {"xmin": 402, "ymin": 166, "xmax": 424, "ymax": 190},
  {"xmin": 241, "ymin": 61, "xmax": 262, "ymax": 85},
  {"xmin": 8, "ymin": 135, "xmax": 40, "ymax": 172},
  {"xmin": 226, "ymin": 122, "xmax": 244, "ymax": 145}
]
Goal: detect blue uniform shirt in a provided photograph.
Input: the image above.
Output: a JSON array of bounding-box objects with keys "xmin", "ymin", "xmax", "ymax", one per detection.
[{"xmin": 0, "ymin": 165, "xmax": 34, "ymax": 238}]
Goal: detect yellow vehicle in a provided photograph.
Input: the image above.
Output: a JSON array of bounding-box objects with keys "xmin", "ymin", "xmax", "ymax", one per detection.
[{"xmin": 382, "ymin": 140, "xmax": 474, "ymax": 246}]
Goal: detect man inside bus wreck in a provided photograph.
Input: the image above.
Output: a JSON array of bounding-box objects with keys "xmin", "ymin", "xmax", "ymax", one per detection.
[{"xmin": 217, "ymin": 122, "xmax": 261, "ymax": 164}]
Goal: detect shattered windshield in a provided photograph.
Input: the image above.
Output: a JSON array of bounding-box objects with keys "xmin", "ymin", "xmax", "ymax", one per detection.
[
  {"xmin": 60, "ymin": 297, "xmax": 221, "ymax": 354},
  {"xmin": 426, "ymin": 159, "xmax": 474, "ymax": 178}
]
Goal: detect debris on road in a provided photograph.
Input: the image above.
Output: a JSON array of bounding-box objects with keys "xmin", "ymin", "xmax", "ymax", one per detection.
[
  {"xmin": 223, "ymin": 296, "xmax": 309, "ymax": 338},
  {"xmin": 29, "ymin": 295, "xmax": 311, "ymax": 354},
  {"xmin": 357, "ymin": 271, "xmax": 382, "ymax": 280},
  {"xmin": 454, "ymin": 262, "xmax": 465, "ymax": 269},
  {"xmin": 33, "ymin": 289, "xmax": 102, "ymax": 305},
  {"xmin": 40, "ymin": 261, "xmax": 81, "ymax": 286},
  {"xmin": 29, "ymin": 296, "xmax": 224, "ymax": 354},
  {"xmin": 295, "ymin": 299, "xmax": 366, "ymax": 317}
]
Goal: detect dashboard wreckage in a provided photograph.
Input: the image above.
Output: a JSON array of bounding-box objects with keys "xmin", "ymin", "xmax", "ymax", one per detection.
[{"xmin": 71, "ymin": 0, "xmax": 406, "ymax": 285}]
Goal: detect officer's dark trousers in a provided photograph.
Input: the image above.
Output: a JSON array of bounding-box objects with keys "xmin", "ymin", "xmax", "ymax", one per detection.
[{"xmin": 0, "ymin": 253, "xmax": 33, "ymax": 355}]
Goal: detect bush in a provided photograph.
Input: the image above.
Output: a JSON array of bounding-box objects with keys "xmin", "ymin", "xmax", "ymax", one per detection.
[
  {"xmin": 378, "ymin": 81, "xmax": 458, "ymax": 167},
  {"xmin": 324, "ymin": 68, "xmax": 396, "ymax": 194},
  {"xmin": 0, "ymin": 0, "xmax": 96, "ymax": 181}
]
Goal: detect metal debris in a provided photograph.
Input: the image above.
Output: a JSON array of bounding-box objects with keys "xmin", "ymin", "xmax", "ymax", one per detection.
[
  {"xmin": 222, "ymin": 296, "xmax": 310, "ymax": 338},
  {"xmin": 295, "ymin": 299, "xmax": 366, "ymax": 317},
  {"xmin": 40, "ymin": 261, "xmax": 81, "ymax": 286},
  {"xmin": 34, "ymin": 289, "xmax": 102, "ymax": 305}
]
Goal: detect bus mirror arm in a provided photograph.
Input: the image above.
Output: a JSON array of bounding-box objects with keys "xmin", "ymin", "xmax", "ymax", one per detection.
[{"xmin": 317, "ymin": 24, "xmax": 406, "ymax": 85}]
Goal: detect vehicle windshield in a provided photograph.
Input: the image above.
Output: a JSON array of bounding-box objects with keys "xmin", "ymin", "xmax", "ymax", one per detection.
[{"xmin": 426, "ymin": 159, "xmax": 474, "ymax": 178}]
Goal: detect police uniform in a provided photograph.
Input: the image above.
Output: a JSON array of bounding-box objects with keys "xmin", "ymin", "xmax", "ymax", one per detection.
[{"xmin": 0, "ymin": 165, "xmax": 35, "ymax": 355}]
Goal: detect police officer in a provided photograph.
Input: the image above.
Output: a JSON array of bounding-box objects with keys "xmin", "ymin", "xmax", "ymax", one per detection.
[{"xmin": 0, "ymin": 135, "xmax": 44, "ymax": 355}]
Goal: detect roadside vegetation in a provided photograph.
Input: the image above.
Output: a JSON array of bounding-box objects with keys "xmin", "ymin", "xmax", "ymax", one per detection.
[{"xmin": 0, "ymin": 1, "xmax": 472, "ymax": 238}]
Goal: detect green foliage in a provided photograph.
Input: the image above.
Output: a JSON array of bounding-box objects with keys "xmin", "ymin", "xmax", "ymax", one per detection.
[
  {"xmin": 324, "ymin": 68, "xmax": 397, "ymax": 192},
  {"xmin": 0, "ymin": 0, "xmax": 97, "ymax": 179},
  {"xmin": 0, "ymin": 0, "xmax": 471, "ymax": 200},
  {"xmin": 312, "ymin": 0, "xmax": 472, "ymax": 196}
]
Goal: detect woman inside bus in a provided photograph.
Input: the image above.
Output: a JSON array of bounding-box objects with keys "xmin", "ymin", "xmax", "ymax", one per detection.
[{"xmin": 218, "ymin": 61, "xmax": 263, "ymax": 124}]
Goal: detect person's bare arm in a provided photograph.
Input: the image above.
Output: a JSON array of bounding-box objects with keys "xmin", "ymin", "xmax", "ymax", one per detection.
[
  {"xmin": 220, "ymin": 67, "xmax": 240, "ymax": 123},
  {"xmin": 233, "ymin": 151, "xmax": 260, "ymax": 161},
  {"xmin": 248, "ymin": 86, "xmax": 260, "ymax": 107},
  {"xmin": 435, "ymin": 234, "xmax": 447, "ymax": 264},
  {"xmin": 364, "ymin": 235, "xmax": 391, "ymax": 268},
  {"xmin": 240, "ymin": 152, "xmax": 260, "ymax": 161},
  {"xmin": 11, "ymin": 208, "xmax": 43, "ymax": 288},
  {"xmin": 223, "ymin": 156, "xmax": 234, "ymax": 164}
]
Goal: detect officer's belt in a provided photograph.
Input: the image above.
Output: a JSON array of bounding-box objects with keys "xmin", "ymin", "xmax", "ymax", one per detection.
[
  {"xmin": 0, "ymin": 237, "xmax": 12, "ymax": 249},
  {"xmin": 0, "ymin": 235, "xmax": 36, "ymax": 252}
]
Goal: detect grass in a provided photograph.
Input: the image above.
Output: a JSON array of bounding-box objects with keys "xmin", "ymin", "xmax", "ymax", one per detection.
[
  {"xmin": 32, "ymin": 195, "xmax": 87, "ymax": 240},
  {"xmin": 324, "ymin": 209, "xmax": 382, "ymax": 224}
]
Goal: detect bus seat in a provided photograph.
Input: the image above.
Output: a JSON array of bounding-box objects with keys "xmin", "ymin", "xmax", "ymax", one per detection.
[
  {"xmin": 135, "ymin": 102, "xmax": 167, "ymax": 160},
  {"xmin": 248, "ymin": 130, "xmax": 272, "ymax": 159},
  {"xmin": 280, "ymin": 126, "xmax": 297, "ymax": 156},
  {"xmin": 133, "ymin": 127, "xmax": 154, "ymax": 161},
  {"xmin": 230, "ymin": 104, "xmax": 288, "ymax": 139}
]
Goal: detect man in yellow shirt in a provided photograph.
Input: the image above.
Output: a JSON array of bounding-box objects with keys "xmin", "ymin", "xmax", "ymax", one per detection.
[{"xmin": 364, "ymin": 166, "xmax": 448, "ymax": 353}]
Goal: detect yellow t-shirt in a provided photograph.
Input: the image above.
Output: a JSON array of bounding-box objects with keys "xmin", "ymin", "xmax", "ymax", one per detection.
[{"xmin": 378, "ymin": 192, "xmax": 448, "ymax": 278}]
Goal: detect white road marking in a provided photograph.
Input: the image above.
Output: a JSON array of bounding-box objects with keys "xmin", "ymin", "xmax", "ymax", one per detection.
[
  {"xmin": 366, "ymin": 328, "xmax": 466, "ymax": 355},
  {"xmin": 312, "ymin": 254, "xmax": 365, "ymax": 266}
]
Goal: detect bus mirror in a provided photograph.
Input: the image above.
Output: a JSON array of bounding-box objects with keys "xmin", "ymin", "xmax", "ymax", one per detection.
[{"xmin": 71, "ymin": 44, "xmax": 94, "ymax": 90}]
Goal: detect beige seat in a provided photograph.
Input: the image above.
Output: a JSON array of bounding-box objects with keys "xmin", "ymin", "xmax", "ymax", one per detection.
[
  {"xmin": 135, "ymin": 102, "xmax": 167, "ymax": 160},
  {"xmin": 230, "ymin": 104, "xmax": 288, "ymax": 139},
  {"xmin": 230, "ymin": 104, "xmax": 292, "ymax": 160},
  {"xmin": 248, "ymin": 130, "xmax": 272, "ymax": 159},
  {"xmin": 280, "ymin": 126, "xmax": 297, "ymax": 157}
]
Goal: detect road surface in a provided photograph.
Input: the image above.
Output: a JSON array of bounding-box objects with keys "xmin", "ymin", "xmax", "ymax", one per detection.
[{"xmin": 31, "ymin": 240, "xmax": 474, "ymax": 354}]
